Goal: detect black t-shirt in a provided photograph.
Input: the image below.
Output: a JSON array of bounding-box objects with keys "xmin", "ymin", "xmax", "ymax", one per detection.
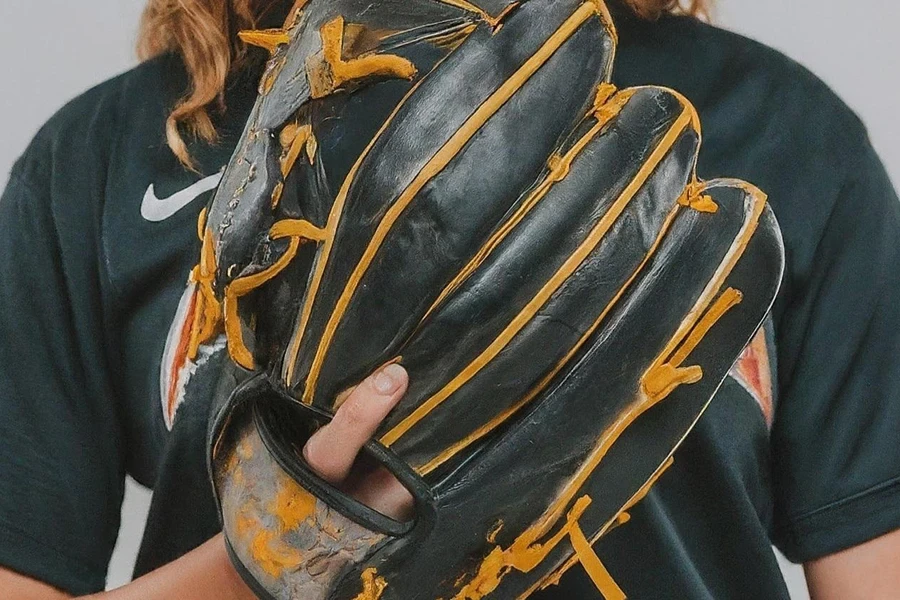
[{"xmin": 2, "ymin": 10, "xmax": 899, "ymax": 599}]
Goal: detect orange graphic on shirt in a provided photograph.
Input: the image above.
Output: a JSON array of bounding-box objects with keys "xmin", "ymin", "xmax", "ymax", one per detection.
[{"xmin": 730, "ymin": 328, "xmax": 774, "ymax": 427}]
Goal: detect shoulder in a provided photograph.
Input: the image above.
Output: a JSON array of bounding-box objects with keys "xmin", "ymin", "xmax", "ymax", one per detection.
[
  {"xmin": 11, "ymin": 54, "xmax": 182, "ymax": 196},
  {"xmin": 616, "ymin": 14, "xmax": 868, "ymax": 157},
  {"xmin": 614, "ymin": 12, "xmax": 895, "ymax": 297}
]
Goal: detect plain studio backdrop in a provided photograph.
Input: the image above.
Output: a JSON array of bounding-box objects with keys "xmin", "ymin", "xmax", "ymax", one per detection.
[{"xmin": 1, "ymin": 1, "xmax": 898, "ymax": 598}]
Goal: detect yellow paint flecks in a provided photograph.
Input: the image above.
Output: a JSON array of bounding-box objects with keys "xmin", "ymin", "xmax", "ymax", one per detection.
[
  {"xmin": 237, "ymin": 436, "xmax": 254, "ymax": 460},
  {"xmin": 235, "ymin": 512, "xmax": 257, "ymax": 540},
  {"xmin": 249, "ymin": 530, "xmax": 304, "ymax": 579},
  {"xmin": 487, "ymin": 520, "xmax": 504, "ymax": 544},
  {"xmin": 224, "ymin": 447, "xmax": 241, "ymax": 475},
  {"xmin": 269, "ymin": 482, "xmax": 317, "ymax": 531},
  {"xmin": 354, "ymin": 568, "xmax": 388, "ymax": 600},
  {"xmin": 260, "ymin": 55, "xmax": 288, "ymax": 96},
  {"xmin": 232, "ymin": 498, "xmax": 304, "ymax": 581}
]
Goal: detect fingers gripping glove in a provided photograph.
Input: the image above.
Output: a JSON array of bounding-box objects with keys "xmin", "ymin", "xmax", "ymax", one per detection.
[{"xmin": 194, "ymin": 0, "xmax": 786, "ymax": 598}]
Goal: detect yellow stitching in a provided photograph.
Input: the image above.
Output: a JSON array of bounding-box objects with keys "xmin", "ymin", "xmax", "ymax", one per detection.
[
  {"xmin": 239, "ymin": 29, "xmax": 291, "ymax": 54},
  {"xmin": 383, "ymin": 107, "xmax": 694, "ymax": 447},
  {"xmin": 452, "ymin": 496, "xmax": 604, "ymax": 599},
  {"xmin": 535, "ymin": 458, "xmax": 675, "ymax": 594},
  {"xmin": 305, "ymin": 1, "xmax": 602, "ymax": 406},
  {"xmin": 188, "ymin": 228, "xmax": 222, "ymax": 360},
  {"xmin": 419, "ymin": 87, "xmax": 632, "ymax": 328},
  {"xmin": 678, "ymin": 181, "xmax": 718, "ymax": 213},
  {"xmin": 222, "ymin": 220, "xmax": 327, "ymax": 369},
  {"xmin": 642, "ymin": 287, "xmax": 743, "ymax": 402},
  {"xmin": 568, "ymin": 518, "xmax": 625, "ymax": 600},
  {"xmin": 526, "ymin": 189, "xmax": 768, "ymax": 596},
  {"xmin": 280, "ymin": 123, "xmax": 313, "ymax": 178},
  {"xmin": 308, "ymin": 17, "xmax": 417, "ymax": 99},
  {"xmin": 415, "ymin": 204, "xmax": 681, "ymax": 476},
  {"xmin": 456, "ymin": 184, "xmax": 768, "ymax": 598},
  {"xmin": 281, "ymin": 52, "xmax": 450, "ymax": 390}
]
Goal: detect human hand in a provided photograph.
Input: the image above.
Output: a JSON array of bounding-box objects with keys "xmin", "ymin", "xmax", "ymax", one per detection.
[{"xmin": 302, "ymin": 364, "xmax": 413, "ymax": 520}]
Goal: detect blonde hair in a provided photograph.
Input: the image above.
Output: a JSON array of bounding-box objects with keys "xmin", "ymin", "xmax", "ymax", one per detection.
[
  {"xmin": 138, "ymin": 0, "xmax": 710, "ymax": 168},
  {"xmin": 625, "ymin": 0, "xmax": 709, "ymax": 20}
]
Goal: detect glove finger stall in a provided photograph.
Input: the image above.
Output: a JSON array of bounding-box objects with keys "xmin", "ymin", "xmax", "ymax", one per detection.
[
  {"xmin": 284, "ymin": 0, "xmax": 617, "ymax": 400},
  {"xmin": 385, "ymin": 86, "xmax": 701, "ymax": 474}
]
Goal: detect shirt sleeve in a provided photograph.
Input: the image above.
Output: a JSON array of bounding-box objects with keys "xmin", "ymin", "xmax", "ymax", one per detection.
[
  {"xmin": 0, "ymin": 161, "xmax": 125, "ymax": 593},
  {"xmin": 771, "ymin": 136, "xmax": 900, "ymax": 562}
]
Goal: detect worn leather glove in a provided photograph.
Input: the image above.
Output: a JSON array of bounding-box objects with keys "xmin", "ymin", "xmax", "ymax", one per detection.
[{"xmin": 194, "ymin": 0, "xmax": 785, "ymax": 598}]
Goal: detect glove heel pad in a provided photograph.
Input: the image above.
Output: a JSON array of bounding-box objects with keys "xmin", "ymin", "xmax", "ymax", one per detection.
[{"xmin": 216, "ymin": 412, "xmax": 389, "ymax": 600}]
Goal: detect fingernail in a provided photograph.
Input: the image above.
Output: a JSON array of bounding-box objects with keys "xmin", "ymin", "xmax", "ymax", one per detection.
[{"xmin": 373, "ymin": 364, "xmax": 406, "ymax": 395}]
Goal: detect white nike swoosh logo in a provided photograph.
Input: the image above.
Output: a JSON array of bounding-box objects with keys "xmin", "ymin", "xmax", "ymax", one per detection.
[{"xmin": 141, "ymin": 172, "xmax": 223, "ymax": 222}]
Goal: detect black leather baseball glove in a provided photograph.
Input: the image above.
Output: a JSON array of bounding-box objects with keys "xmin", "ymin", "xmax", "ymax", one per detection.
[{"xmin": 191, "ymin": 0, "xmax": 785, "ymax": 598}]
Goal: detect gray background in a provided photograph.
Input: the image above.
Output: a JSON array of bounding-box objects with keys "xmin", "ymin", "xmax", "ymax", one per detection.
[{"xmin": 2, "ymin": 1, "xmax": 898, "ymax": 597}]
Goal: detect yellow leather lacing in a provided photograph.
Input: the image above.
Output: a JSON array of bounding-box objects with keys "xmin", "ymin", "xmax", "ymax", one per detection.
[
  {"xmin": 452, "ymin": 494, "xmax": 629, "ymax": 600},
  {"xmin": 187, "ymin": 208, "xmax": 222, "ymax": 361},
  {"xmin": 188, "ymin": 214, "xmax": 327, "ymax": 370}
]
